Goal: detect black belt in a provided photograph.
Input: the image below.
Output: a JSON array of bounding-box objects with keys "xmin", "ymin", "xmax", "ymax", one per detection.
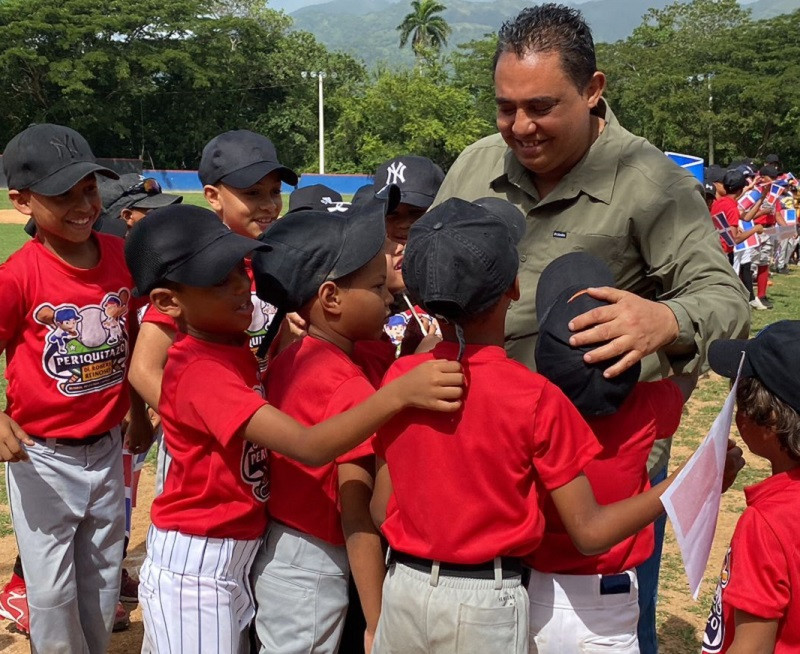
[
  {"xmin": 391, "ymin": 550, "xmax": 524, "ymax": 580},
  {"xmin": 30, "ymin": 430, "xmax": 111, "ymax": 447},
  {"xmin": 600, "ymin": 572, "xmax": 632, "ymax": 595}
]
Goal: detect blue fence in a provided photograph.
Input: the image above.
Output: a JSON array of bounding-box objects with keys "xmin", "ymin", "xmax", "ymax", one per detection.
[
  {"xmin": 143, "ymin": 170, "xmax": 372, "ymax": 195},
  {"xmin": 664, "ymin": 152, "xmax": 704, "ymax": 182}
]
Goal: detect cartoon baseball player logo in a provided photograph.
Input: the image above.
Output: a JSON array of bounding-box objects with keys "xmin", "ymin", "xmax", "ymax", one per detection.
[
  {"xmin": 702, "ymin": 547, "xmax": 731, "ymax": 653},
  {"xmin": 34, "ymin": 289, "xmax": 131, "ymax": 396},
  {"xmin": 241, "ymin": 382, "xmax": 269, "ymax": 501},
  {"xmin": 384, "ymin": 314, "xmax": 409, "ymax": 346},
  {"xmin": 246, "ymin": 295, "xmax": 279, "ymax": 371}
]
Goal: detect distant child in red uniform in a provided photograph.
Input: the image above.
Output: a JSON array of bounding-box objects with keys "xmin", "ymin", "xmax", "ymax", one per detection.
[
  {"xmin": 527, "ymin": 252, "xmax": 697, "ymax": 652},
  {"xmin": 370, "ymin": 198, "xmax": 693, "ymax": 654},
  {"xmin": 702, "ymin": 321, "xmax": 800, "ymax": 654},
  {"xmin": 123, "ymin": 204, "xmax": 463, "ymax": 654},
  {"xmin": 248, "ymin": 187, "xmax": 402, "ymax": 653},
  {"xmin": 0, "ymin": 123, "xmax": 151, "ymax": 651}
]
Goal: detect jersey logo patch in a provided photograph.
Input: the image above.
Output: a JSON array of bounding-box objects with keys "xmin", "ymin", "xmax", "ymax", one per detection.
[
  {"xmin": 34, "ymin": 289, "xmax": 131, "ymax": 396},
  {"xmin": 246, "ymin": 294, "xmax": 278, "ymax": 372},
  {"xmin": 702, "ymin": 547, "xmax": 730, "ymax": 653},
  {"xmin": 241, "ymin": 442, "xmax": 269, "ymax": 502}
]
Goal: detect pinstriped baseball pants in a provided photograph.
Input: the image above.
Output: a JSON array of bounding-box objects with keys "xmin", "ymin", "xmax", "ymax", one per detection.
[{"xmin": 139, "ymin": 526, "xmax": 261, "ymax": 654}]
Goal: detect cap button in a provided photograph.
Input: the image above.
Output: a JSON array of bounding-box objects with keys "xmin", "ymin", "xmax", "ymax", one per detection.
[
  {"xmin": 433, "ymin": 222, "xmax": 444, "ymax": 230},
  {"xmin": 520, "ymin": 254, "xmax": 527, "ymax": 262}
]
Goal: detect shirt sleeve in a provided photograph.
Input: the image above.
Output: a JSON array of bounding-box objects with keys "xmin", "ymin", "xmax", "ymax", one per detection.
[
  {"xmin": 174, "ymin": 360, "xmax": 268, "ymax": 448},
  {"xmin": 0, "ymin": 262, "xmax": 25, "ymax": 343},
  {"xmin": 724, "ymin": 507, "xmax": 790, "ymax": 620},
  {"xmin": 326, "ymin": 375, "xmax": 377, "ymax": 463},
  {"xmin": 634, "ymin": 177, "xmax": 750, "ymax": 373},
  {"xmin": 531, "ymin": 382, "xmax": 603, "ymax": 490},
  {"xmin": 141, "ymin": 303, "xmax": 179, "ymax": 331}
]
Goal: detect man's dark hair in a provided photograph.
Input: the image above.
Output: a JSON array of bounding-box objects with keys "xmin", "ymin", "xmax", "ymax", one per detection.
[{"xmin": 493, "ymin": 3, "xmax": 596, "ymax": 91}]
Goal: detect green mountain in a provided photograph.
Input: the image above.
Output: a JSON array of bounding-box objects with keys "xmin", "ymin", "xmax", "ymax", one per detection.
[{"xmin": 290, "ymin": 0, "xmax": 800, "ymax": 66}]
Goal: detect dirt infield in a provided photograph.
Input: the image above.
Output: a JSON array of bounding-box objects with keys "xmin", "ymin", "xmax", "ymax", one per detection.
[{"xmin": 0, "ymin": 210, "xmax": 25, "ymax": 225}]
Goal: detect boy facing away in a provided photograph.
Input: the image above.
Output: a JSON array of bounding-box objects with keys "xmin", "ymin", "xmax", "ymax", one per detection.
[
  {"xmin": 0, "ymin": 123, "xmax": 150, "ymax": 651},
  {"xmin": 123, "ymin": 204, "xmax": 464, "ymax": 654},
  {"xmin": 703, "ymin": 321, "xmax": 800, "ymax": 654},
  {"xmin": 369, "ymin": 198, "xmax": 697, "ymax": 654},
  {"xmin": 248, "ymin": 188, "xmax": 400, "ymax": 653}
]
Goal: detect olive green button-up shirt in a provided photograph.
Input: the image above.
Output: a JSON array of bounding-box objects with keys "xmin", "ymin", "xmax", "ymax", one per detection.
[{"xmin": 434, "ymin": 100, "xmax": 750, "ymax": 474}]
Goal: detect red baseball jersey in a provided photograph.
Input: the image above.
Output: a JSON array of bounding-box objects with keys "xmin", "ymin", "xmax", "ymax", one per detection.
[
  {"xmin": 353, "ymin": 339, "xmax": 397, "ymax": 388},
  {"xmin": 529, "ymin": 380, "xmax": 684, "ymax": 574},
  {"xmin": 152, "ymin": 334, "xmax": 270, "ymax": 540},
  {"xmin": 0, "ymin": 234, "xmax": 133, "ymax": 438},
  {"xmin": 755, "ymin": 184, "xmax": 777, "ymax": 227},
  {"xmin": 375, "ymin": 342, "xmax": 602, "ymax": 563},
  {"xmin": 140, "ymin": 302, "xmax": 178, "ymax": 331},
  {"xmin": 265, "ymin": 337, "xmax": 375, "ymax": 545},
  {"xmin": 703, "ymin": 468, "xmax": 800, "ymax": 654},
  {"xmin": 711, "ymin": 196, "xmax": 741, "ymax": 254}
]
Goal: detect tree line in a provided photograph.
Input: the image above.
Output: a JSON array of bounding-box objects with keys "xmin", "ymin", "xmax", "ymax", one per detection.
[{"xmin": 2, "ymin": 0, "xmax": 799, "ymax": 174}]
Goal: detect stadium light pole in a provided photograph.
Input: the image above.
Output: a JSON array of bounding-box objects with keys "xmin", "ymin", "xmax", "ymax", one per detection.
[
  {"xmin": 301, "ymin": 71, "xmax": 336, "ymax": 175},
  {"xmin": 689, "ymin": 72, "xmax": 715, "ymax": 165}
]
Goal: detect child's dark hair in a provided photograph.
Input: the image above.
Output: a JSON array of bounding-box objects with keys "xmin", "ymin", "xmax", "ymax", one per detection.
[{"xmin": 737, "ymin": 376, "xmax": 800, "ymax": 461}]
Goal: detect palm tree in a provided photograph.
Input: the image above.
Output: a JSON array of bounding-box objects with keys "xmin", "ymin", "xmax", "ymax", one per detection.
[{"xmin": 397, "ymin": 0, "xmax": 451, "ymax": 57}]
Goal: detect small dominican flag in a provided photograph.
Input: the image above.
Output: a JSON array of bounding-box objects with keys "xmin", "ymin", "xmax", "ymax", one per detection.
[
  {"xmin": 738, "ymin": 189, "xmax": 761, "ymax": 211},
  {"xmin": 765, "ymin": 182, "xmax": 786, "ymax": 206},
  {"xmin": 711, "ymin": 212, "xmax": 736, "ymax": 250},
  {"xmin": 734, "ymin": 220, "xmax": 760, "ymax": 252},
  {"xmin": 783, "ymin": 208, "xmax": 797, "ymax": 225}
]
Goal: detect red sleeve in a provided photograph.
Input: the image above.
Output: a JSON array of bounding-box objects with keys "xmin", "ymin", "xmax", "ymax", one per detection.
[
  {"xmin": 174, "ymin": 360, "xmax": 268, "ymax": 447},
  {"xmin": 142, "ymin": 303, "xmax": 179, "ymax": 331},
  {"xmin": 532, "ymin": 382, "xmax": 602, "ymax": 490},
  {"xmin": 724, "ymin": 507, "xmax": 790, "ymax": 620},
  {"xmin": 326, "ymin": 375, "xmax": 376, "ymax": 463},
  {"xmin": 352, "ymin": 340, "xmax": 397, "ymax": 388},
  {"xmin": 0, "ymin": 260, "xmax": 24, "ymax": 343},
  {"xmin": 641, "ymin": 380, "xmax": 684, "ymax": 441},
  {"xmin": 723, "ymin": 201, "xmax": 740, "ymax": 228}
]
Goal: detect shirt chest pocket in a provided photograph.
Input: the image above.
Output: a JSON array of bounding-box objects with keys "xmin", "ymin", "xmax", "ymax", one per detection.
[{"xmin": 520, "ymin": 230, "xmax": 630, "ymax": 281}]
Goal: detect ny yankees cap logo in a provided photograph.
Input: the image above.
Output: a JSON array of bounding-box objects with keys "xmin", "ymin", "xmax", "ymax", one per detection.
[
  {"xmin": 50, "ymin": 135, "xmax": 81, "ymax": 160},
  {"xmin": 385, "ymin": 161, "xmax": 407, "ymax": 186}
]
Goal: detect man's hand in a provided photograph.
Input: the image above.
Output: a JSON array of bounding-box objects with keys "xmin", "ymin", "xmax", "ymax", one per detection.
[
  {"xmin": 567, "ymin": 287, "xmax": 680, "ymax": 378},
  {"xmin": 722, "ymin": 438, "xmax": 745, "ymax": 493},
  {"xmin": 0, "ymin": 412, "xmax": 33, "ymax": 463},
  {"xmin": 124, "ymin": 409, "xmax": 155, "ymax": 455}
]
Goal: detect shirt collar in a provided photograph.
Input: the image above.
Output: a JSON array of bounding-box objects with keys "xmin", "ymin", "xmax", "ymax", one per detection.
[
  {"xmin": 744, "ymin": 467, "xmax": 800, "ymax": 506},
  {"xmin": 432, "ymin": 341, "xmax": 508, "ymax": 361},
  {"xmin": 490, "ymin": 98, "xmax": 623, "ymax": 206}
]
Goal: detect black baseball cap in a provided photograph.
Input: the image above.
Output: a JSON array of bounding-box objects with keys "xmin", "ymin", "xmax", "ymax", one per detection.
[
  {"xmin": 723, "ymin": 169, "xmax": 747, "ymax": 194},
  {"xmin": 198, "ymin": 130, "xmax": 298, "ymax": 188},
  {"xmin": 535, "ymin": 252, "xmax": 641, "ymax": 417},
  {"xmin": 3, "ymin": 123, "xmax": 118, "ymax": 195},
  {"xmin": 709, "ymin": 320, "xmax": 800, "ymax": 413},
  {"xmin": 374, "ymin": 155, "xmax": 445, "ymax": 209},
  {"xmin": 287, "ymin": 184, "xmax": 345, "ymax": 214},
  {"xmin": 402, "ymin": 197, "xmax": 524, "ymax": 322},
  {"xmin": 100, "ymin": 173, "xmax": 182, "ymax": 219},
  {"xmin": 251, "ymin": 191, "xmax": 391, "ymax": 312},
  {"xmin": 765, "ymin": 154, "xmax": 781, "ymax": 165},
  {"xmin": 705, "ymin": 165, "xmax": 725, "ymax": 185},
  {"xmin": 703, "ymin": 182, "xmax": 716, "ymax": 199},
  {"xmin": 125, "ymin": 204, "xmax": 269, "ymax": 297},
  {"xmin": 760, "ymin": 164, "xmax": 779, "ymax": 179}
]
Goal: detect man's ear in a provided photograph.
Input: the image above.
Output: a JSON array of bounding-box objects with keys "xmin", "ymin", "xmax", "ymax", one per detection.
[
  {"xmin": 121, "ymin": 207, "xmax": 135, "ymax": 229},
  {"xmin": 585, "ymin": 71, "xmax": 606, "ymax": 109},
  {"xmin": 507, "ymin": 276, "xmax": 521, "ymax": 302},
  {"xmin": 318, "ymin": 280, "xmax": 343, "ymax": 316},
  {"xmin": 149, "ymin": 287, "xmax": 183, "ymax": 320},
  {"xmin": 9, "ymin": 189, "xmax": 33, "ymax": 216},
  {"xmin": 203, "ymin": 184, "xmax": 222, "ymax": 213}
]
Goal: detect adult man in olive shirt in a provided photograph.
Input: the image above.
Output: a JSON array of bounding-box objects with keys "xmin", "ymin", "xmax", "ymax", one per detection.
[{"xmin": 433, "ymin": 5, "xmax": 749, "ymax": 652}]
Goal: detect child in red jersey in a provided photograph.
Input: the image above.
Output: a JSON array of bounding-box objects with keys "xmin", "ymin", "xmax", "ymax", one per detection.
[
  {"xmin": 702, "ymin": 321, "xmax": 800, "ymax": 654},
  {"xmin": 0, "ymin": 124, "xmax": 151, "ymax": 651},
  {"xmin": 370, "ymin": 198, "xmax": 709, "ymax": 654},
  {"xmin": 123, "ymin": 204, "xmax": 463, "ymax": 654},
  {"xmin": 247, "ymin": 188, "xmax": 402, "ymax": 654},
  {"xmin": 527, "ymin": 251, "xmax": 698, "ymax": 652}
]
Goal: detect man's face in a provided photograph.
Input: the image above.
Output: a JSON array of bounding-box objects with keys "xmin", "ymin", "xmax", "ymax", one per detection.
[{"xmin": 494, "ymin": 50, "xmax": 604, "ymax": 185}]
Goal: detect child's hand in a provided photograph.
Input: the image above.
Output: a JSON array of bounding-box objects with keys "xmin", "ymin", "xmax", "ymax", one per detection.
[
  {"xmin": 364, "ymin": 628, "xmax": 375, "ymax": 654},
  {"xmin": 754, "ymin": 224, "xmax": 765, "ymax": 234},
  {"xmin": 392, "ymin": 359, "xmax": 464, "ymax": 412},
  {"xmin": 722, "ymin": 438, "xmax": 745, "ymax": 493},
  {"xmin": 399, "ymin": 316, "xmax": 440, "ymax": 356},
  {"xmin": 125, "ymin": 410, "xmax": 156, "ymax": 455},
  {"xmin": 0, "ymin": 413, "xmax": 33, "ymax": 463}
]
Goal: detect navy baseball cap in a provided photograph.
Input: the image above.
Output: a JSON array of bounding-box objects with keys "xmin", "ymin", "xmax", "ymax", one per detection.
[
  {"xmin": 125, "ymin": 204, "xmax": 269, "ymax": 297},
  {"xmin": 402, "ymin": 197, "xmax": 525, "ymax": 322},
  {"xmin": 3, "ymin": 123, "xmax": 118, "ymax": 195},
  {"xmin": 705, "ymin": 165, "xmax": 725, "ymax": 185},
  {"xmin": 765, "ymin": 154, "xmax": 780, "ymax": 165},
  {"xmin": 374, "ymin": 156, "xmax": 445, "ymax": 209},
  {"xmin": 535, "ymin": 252, "xmax": 641, "ymax": 416},
  {"xmin": 100, "ymin": 173, "xmax": 182, "ymax": 223},
  {"xmin": 198, "ymin": 130, "xmax": 298, "ymax": 188},
  {"xmin": 251, "ymin": 190, "xmax": 393, "ymax": 313},
  {"xmin": 709, "ymin": 320, "xmax": 800, "ymax": 413},
  {"xmin": 723, "ymin": 169, "xmax": 747, "ymax": 194},
  {"xmin": 287, "ymin": 184, "xmax": 345, "ymax": 214},
  {"xmin": 703, "ymin": 182, "xmax": 716, "ymax": 199},
  {"xmin": 760, "ymin": 164, "xmax": 779, "ymax": 178}
]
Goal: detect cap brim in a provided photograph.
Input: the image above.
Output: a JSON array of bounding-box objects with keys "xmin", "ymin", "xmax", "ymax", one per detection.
[
  {"xmin": 536, "ymin": 252, "xmax": 615, "ymax": 325},
  {"xmin": 708, "ymin": 338, "xmax": 754, "ymax": 379},
  {"xmin": 130, "ymin": 193, "xmax": 183, "ymax": 210},
  {"xmin": 380, "ymin": 188, "xmax": 435, "ymax": 209},
  {"xmin": 219, "ymin": 161, "xmax": 298, "ymax": 188},
  {"xmin": 168, "ymin": 232, "xmax": 271, "ymax": 288},
  {"xmin": 30, "ymin": 162, "xmax": 119, "ymax": 196}
]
